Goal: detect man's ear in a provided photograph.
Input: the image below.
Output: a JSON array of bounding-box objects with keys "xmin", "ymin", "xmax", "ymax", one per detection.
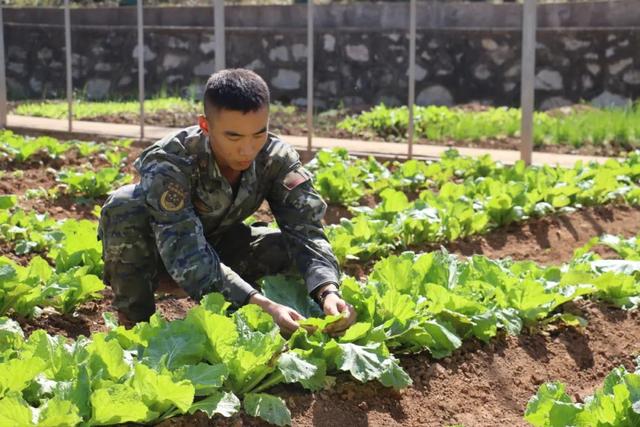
[{"xmin": 198, "ymin": 115, "xmax": 209, "ymax": 134}]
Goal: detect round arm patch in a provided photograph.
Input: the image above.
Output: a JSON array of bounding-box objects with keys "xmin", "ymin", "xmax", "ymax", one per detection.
[{"xmin": 159, "ymin": 182, "xmax": 187, "ymax": 212}]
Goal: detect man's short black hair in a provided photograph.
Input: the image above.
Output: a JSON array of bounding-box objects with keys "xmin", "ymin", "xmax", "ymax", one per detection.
[{"xmin": 203, "ymin": 69, "xmax": 270, "ymax": 117}]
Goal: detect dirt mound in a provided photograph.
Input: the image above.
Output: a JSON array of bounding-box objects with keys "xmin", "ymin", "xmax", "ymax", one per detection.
[{"xmin": 446, "ymin": 204, "xmax": 640, "ymax": 265}]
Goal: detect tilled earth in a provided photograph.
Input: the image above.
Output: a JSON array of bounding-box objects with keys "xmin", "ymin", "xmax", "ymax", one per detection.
[{"xmin": 2, "ymin": 143, "xmax": 640, "ymax": 426}]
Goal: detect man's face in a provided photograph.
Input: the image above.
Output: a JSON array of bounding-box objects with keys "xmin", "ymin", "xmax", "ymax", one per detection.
[{"xmin": 199, "ymin": 106, "xmax": 270, "ymax": 172}]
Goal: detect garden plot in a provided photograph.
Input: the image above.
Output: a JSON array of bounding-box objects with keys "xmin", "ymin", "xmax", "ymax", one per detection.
[
  {"xmin": 11, "ymin": 99, "xmax": 640, "ymax": 156},
  {"xmin": 0, "ymin": 132, "xmax": 639, "ymax": 427}
]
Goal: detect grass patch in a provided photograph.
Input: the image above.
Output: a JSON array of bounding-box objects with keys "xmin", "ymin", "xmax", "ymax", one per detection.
[
  {"xmin": 13, "ymin": 97, "xmax": 200, "ymax": 120},
  {"xmin": 337, "ymin": 103, "xmax": 640, "ymax": 148}
]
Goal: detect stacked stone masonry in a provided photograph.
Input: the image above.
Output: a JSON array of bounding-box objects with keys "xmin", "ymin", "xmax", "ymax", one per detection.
[{"xmin": 5, "ymin": 3, "xmax": 639, "ymax": 109}]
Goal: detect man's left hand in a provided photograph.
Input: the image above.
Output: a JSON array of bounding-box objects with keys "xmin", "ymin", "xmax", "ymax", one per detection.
[{"xmin": 318, "ymin": 284, "xmax": 357, "ymax": 335}]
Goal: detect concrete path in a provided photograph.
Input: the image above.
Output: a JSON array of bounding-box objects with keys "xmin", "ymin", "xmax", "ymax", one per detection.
[{"xmin": 6, "ymin": 114, "xmax": 615, "ymax": 167}]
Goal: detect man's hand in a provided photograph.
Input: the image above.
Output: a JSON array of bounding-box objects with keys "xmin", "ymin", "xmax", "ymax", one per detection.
[
  {"xmin": 316, "ymin": 283, "xmax": 357, "ymax": 336},
  {"xmin": 249, "ymin": 293, "xmax": 306, "ymax": 336}
]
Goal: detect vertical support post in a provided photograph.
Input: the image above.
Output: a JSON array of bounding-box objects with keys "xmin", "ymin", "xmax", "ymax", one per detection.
[
  {"xmin": 0, "ymin": 7, "xmax": 7, "ymax": 128},
  {"xmin": 137, "ymin": 0, "xmax": 145, "ymax": 139},
  {"xmin": 214, "ymin": 0, "xmax": 225, "ymax": 71},
  {"xmin": 407, "ymin": 0, "xmax": 417, "ymax": 160},
  {"xmin": 306, "ymin": 0, "xmax": 314, "ymax": 157},
  {"xmin": 520, "ymin": 0, "xmax": 537, "ymax": 165},
  {"xmin": 64, "ymin": 0, "xmax": 73, "ymax": 132}
]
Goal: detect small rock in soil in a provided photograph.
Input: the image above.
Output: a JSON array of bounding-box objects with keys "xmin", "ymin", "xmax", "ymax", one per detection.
[{"xmin": 432, "ymin": 363, "xmax": 447, "ymax": 377}]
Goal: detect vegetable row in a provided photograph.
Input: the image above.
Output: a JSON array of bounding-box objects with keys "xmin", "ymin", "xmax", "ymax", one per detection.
[{"xmin": 1, "ymin": 236, "xmax": 639, "ymax": 425}]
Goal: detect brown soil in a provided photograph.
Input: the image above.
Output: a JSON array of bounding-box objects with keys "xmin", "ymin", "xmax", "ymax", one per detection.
[
  {"xmin": 17, "ymin": 287, "xmax": 197, "ymax": 340},
  {"xmin": 0, "ymin": 146, "xmax": 142, "ymax": 220},
  {"xmin": 0, "ymin": 240, "xmax": 33, "ymax": 265},
  {"xmin": 434, "ymin": 136, "xmax": 629, "ymax": 157},
  {"xmin": 323, "ymin": 203, "xmax": 352, "ymax": 225},
  {"xmin": 93, "ymin": 110, "xmax": 200, "ymax": 128},
  {"xmin": 444, "ymin": 204, "xmax": 640, "ymax": 265}
]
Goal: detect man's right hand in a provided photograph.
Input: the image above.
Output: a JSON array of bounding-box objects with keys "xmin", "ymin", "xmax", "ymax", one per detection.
[{"xmin": 249, "ymin": 293, "xmax": 307, "ymax": 336}]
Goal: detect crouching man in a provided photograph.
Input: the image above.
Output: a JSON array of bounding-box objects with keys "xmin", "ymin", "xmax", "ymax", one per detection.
[{"xmin": 98, "ymin": 68, "xmax": 356, "ymax": 335}]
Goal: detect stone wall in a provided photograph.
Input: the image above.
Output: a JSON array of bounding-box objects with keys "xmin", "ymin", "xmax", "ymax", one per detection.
[{"xmin": 4, "ymin": 2, "xmax": 640, "ymax": 109}]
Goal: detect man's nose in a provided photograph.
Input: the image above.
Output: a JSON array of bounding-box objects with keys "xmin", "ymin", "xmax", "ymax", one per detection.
[{"xmin": 239, "ymin": 145, "xmax": 254, "ymax": 158}]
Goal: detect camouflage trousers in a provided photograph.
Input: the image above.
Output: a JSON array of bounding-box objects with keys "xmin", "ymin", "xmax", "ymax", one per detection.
[{"xmin": 98, "ymin": 184, "xmax": 292, "ymax": 321}]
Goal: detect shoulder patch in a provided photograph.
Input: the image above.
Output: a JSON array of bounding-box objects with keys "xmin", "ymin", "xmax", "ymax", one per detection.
[
  {"xmin": 282, "ymin": 167, "xmax": 312, "ymax": 191},
  {"xmin": 159, "ymin": 182, "xmax": 187, "ymax": 212}
]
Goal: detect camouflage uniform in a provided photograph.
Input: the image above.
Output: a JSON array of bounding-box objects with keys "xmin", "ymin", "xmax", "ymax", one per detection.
[{"xmin": 98, "ymin": 126, "xmax": 340, "ymax": 321}]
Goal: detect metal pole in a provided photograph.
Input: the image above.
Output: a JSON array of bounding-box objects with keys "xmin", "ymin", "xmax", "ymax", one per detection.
[
  {"xmin": 137, "ymin": 0, "xmax": 145, "ymax": 139},
  {"xmin": 214, "ymin": 0, "xmax": 225, "ymax": 71},
  {"xmin": 520, "ymin": 0, "xmax": 537, "ymax": 165},
  {"xmin": 0, "ymin": 7, "xmax": 7, "ymax": 128},
  {"xmin": 64, "ymin": 0, "xmax": 73, "ymax": 132},
  {"xmin": 306, "ymin": 0, "xmax": 314, "ymax": 157},
  {"xmin": 407, "ymin": 0, "xmax": 417, "ymax": 160}
]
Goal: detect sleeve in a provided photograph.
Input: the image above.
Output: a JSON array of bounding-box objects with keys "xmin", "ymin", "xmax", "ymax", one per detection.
[
  {"xmin": 139, "ymin": 156, "xmax": 258, "ymax": 306},
  {"xmin": 266, "ymin": 145, "xmax": 341, "ymax": 296}
]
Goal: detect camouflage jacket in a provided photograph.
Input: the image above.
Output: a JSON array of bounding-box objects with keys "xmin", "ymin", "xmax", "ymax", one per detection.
[{"xmin": 133, "ymin": 125, "xmax": 340, "ymax": 306}]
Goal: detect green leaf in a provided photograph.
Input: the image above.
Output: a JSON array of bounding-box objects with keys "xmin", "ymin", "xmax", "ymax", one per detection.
[
  {"xmin": 378, "ymin": 358, "xmax": 412, "ymax": 390},
  {"xmin": 0, "ymin": 357, "xmax": 47, "ymax": 397},
  {"xmin": 525, "ymin": 382, "xmax": 580, "ymax": 427},
  {"xmin": 277, "ymin": 351, "xmax": 325, "ymax": 391},
  {"xmin": 86, "ymin": 334, "xmax": 130, "ymax": 381},
  {"xmin": 102, "ymin": 312, "xmax": 118, "ymax": 330},
  {"xmin": 177, "ymin": 363, "xmax": 229, "ymax": 396},
  {"xmin": 89, "ymin": 383, "xmax": 156, "ymax": 425},
  {"xmin": 335, "ymin": 343, "xmax": 389, "ymax": 383},
  {"xmin": 0, "ymin": 317, "xmax": 24, "ymax": 350},
  {"xmin": 53, "ymin": 365, "xmax": 91, "ymax": 420},
  {"xmin": 26, "ymin": 256, "xmax": 52, "ymax": 283},
  {"xmin": 20, "ymin": 330, "xmax": 76, "ymax": 381},
  {"xmin": 200, "ymin": 292, "xmax": 231, "ymax": 315},
  {"xmin": 243, "ymin": 393, "xmax": 292, "ymax": 426},
  {"xmin": 131, "ymin": 363, "xmax": 195, "ymax": 414},
  {"xmin": 261, "ymin": 275, "xmax": 323, "ymax": 319},
  {"xmin": 0, "ymin": 195, "xmax": 17, "ymax": 210},
  {"xmin": 0, "ymin": 393, "xmax": 33, "ymax": 426},
  {"xmin": 185, "ymin": 308, "xmax": 238, "ymax": 365},
  {"xmin": 144, "ymin": 321, "xmax": 206, "ymax": 370},
  {"xmin": 339, "ymin": 322, "xmax": 372, "ymax": 343},
  {"xmin": 189, "ymin": 391, "xmax": 240, "ymax": 418},
  {"xmin": 422, "ymin": 321, "xmax": 463, "ymax": 359},
  {"xmin": 298, "ymin": 314, "xmax": 344, "ymax": 334},
  {"xmin": 36, "ymin": 396, "xmax": 83, "ymax": 427}
]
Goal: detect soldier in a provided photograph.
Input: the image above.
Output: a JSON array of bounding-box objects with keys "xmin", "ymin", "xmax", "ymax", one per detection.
[{"xmin": 98, "ymin": 69, "xmax": 356, "ymax": 335}]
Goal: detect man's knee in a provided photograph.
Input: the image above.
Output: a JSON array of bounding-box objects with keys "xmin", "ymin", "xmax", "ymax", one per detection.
[
  {"xmin": 99, "ymin": 184, "xmax": 153, "ymax": 262},
  {"xmin": 99, "ymin": 184, "xmax": 147, "ymax": 234},
  {"xmin": 212, "ymin": 223, "xmax": 292, "ymax": 283},
  {"xmin": 105, "ymin": 260, "xmax": 156, "ymax": 322},
  {"xmin": 99, "ymin": 184, "xmax": 158, "ymax": 321},
  {"xmin": 249, "ymin": 225, "xmax": 293, "ymax": 276}
]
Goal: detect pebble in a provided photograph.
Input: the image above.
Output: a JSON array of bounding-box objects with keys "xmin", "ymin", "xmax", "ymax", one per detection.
[
  {"xmin": 531, "ymin": 374, "xmax": 544, "ymax": 385},
  {"xmin": 433, "ymin": 363, "xmax": 447, "ymax": 376}
]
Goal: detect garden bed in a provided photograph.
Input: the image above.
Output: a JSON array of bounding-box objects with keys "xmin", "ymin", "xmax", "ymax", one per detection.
[
  {"xmin": 1, "ymin": 131, "xmax": 639, "ymax": 427},
  {"xmin": 10, "ymin": 100, "xmax": 639, "ymax": 157}
]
